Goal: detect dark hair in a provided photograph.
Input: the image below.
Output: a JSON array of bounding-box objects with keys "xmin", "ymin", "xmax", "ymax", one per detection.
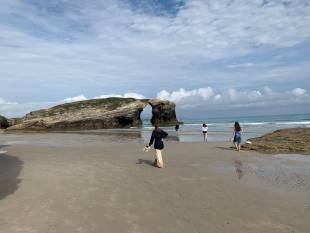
[
  {"xmin": 155, "ymin": 124, "xmax": 160, "ymax": 131},
  {"xmin": 202, "ymin": 123, "xmax": 206, "ymax": 127},
  {"xmin": 234, "ymin": 122, "xmax": 241, "ymax": 131}
]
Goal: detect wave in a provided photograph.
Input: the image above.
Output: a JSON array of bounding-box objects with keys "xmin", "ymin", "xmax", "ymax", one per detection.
[
  {"xmin": 241, "ymin": 122, "xmax": 269, "ymax": 126},
  {"xmin": 140, "ymin": 120, "xmax": 310, "ymax": 130},
  {"xmin": 181, "ymin": 123, "xmax": 215, "ymax": 126},
  {"xmin": 275, "ymin": 121, "xmax": 310, "ymax": 125},
  {"xmin": 182, "ymin": 121, "xmax": 310, "ymax": 126}
]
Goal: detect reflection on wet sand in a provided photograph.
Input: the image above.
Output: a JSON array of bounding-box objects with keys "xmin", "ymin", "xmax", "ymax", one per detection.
[
  {"xmin": 0, "ymin": 145, "xmax": 23, "ymax": 200},
  {"xmin": 234, "ymin": 160, "xmax": 243, "ymax": 179},
  {"xmin": 1, "ymin": 130, "xmax": 181, "ymax": 149},
  {"xmin": 228, "ymin": 156, "xmax": 310, "ymax": 194}
]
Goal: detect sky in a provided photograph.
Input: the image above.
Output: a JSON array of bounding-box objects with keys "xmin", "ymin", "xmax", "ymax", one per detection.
[{"xmin": 0, "ymin": 0, "xmax": 310, "ymax": 118}]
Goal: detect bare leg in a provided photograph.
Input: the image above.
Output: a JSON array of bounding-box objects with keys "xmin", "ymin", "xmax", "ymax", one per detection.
[{"xmin": 234, "ymin": 142, "xmax": 238, "ymax": 150}]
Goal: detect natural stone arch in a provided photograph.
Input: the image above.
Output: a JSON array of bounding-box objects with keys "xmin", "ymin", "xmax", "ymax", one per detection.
[{"xmin": 6, "ymin": 98, "xmax": 180, "ymax": 131}]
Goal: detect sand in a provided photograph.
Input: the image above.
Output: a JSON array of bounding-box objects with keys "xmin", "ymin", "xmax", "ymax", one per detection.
[{"xmin": 0, "ymin": 133, "xmax": 309, "ymax": 233}]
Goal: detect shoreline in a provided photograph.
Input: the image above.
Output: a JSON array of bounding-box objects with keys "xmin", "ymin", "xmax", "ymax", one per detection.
[{"xmin": 2, "ymin": 127, "xmax": 310, "ymax": 154}]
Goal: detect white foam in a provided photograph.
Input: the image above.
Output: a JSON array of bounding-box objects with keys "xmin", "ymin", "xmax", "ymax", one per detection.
[
  {"xmin": 275, "ymin": 121, "xmax": 310, "ymax": 125},
  {"xmin": 242, "ymin": 122, "xmax": 268, "ymax": 126}
]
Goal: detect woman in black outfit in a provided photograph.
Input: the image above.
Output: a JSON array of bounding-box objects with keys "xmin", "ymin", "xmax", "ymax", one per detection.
[{"xmin": 148, "ymin": 124, "xmax": 168, "ymax": 168}]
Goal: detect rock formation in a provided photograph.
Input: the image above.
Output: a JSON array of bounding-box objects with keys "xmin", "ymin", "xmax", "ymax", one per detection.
[
  {"xmin": 7, "ymin": 118, "xmax": 23, "ymax": 127},
  {"xmin": 7, "ymin": 98, "xmax": 149, "ymax": 131},
  {"xmin": 242, "ymin": 128, "xmax": 310, "ymax": 154},
  {"xmin": 148, "ymin": 99, "xmax": 179, "ymax": 126},
  {"xmin": 0, "ymin": 115, "xmax": 9, "ymax": 129},
  {"xmin": 6, "ymin": 97, "xmax": 180, "ymax": 131}
]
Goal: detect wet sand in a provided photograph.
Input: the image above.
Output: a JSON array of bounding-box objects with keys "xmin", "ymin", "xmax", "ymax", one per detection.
[{"xmin": 0, "ymin": 133, "xmax": 309, "ymax": 233}]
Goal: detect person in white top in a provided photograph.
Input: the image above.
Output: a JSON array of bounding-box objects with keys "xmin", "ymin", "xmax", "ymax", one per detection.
[{"xmin": 202, "ymin": 123, "xmax": 208, "ymax": 142}]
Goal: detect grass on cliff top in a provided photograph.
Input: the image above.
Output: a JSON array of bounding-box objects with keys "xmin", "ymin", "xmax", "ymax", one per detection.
[
  {"xmin": 28, "ymin": 98, "xmax": 149, "ymax": 117},
  {"xmin": 52, "ymin": 98, "xmax": 149, "ymax": 110}
]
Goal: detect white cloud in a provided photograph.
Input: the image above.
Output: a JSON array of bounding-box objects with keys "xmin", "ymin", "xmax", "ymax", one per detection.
[
  {"xmin": 0, "ymin": 0, "xmax": 310, "ymax": 103},
  {"xmin": 292, "ymin": 88, "xmax": 307, "ymax": 97},
  {"xmin": 157, "ymin": 87, "xmax": 214, "ymax": 102},
  {"xmin": 63, "ymin": 95, "xmax": 88, "ymax": 103},
  {"xmin": 214, "ymin": 94, "xmax": 222, "ymax": 101},
  {"xmin": 1, "ymin": 86, "xmax": 309, "ymax": 118},
  {"xmin": 0, "ymin": 1, "xmax": 310, "ymax": 117},
  {"xmin": 0, "ymin": 100, "xmax": 54, "ymax": 118},
  {"xmin": 227, "ymin": 63, "xmax": 255, "ymax": 68},
  {"xmin": 0, "ymin": 98, "xmax": 17, "ymax": 105},
  {"xmin": 94, "ymin": 92, "xmax": 146, "ymax": 99},
  {"xmin": 155, "ymin": 86, "xmax": 310, "ymax": 111}
]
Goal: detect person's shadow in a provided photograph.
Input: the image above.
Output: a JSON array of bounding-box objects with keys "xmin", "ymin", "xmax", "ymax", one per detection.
[
  {"xmin": 0, "ymin": 145, "xmax": 23, "ymax": 200},
  {"xmin": 234, "ymin": 160, "xmax": 244, "ymax": 180},
  {"xmin": 137, "ymin": 159, "xmax": 155, "ymax": 167}
]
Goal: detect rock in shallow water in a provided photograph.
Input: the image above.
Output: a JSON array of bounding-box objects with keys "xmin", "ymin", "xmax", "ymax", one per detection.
[{"xmin": 149, "ymin": 99, "xmax": 180, "ymax": 126}]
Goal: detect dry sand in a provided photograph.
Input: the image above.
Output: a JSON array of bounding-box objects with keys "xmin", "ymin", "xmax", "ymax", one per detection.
[{"xmin": 0, "ymin": 133, "xmax": 309, "ymax": 233}]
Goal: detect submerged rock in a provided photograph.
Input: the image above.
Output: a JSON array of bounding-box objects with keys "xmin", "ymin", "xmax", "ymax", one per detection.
[
  {"xmin": 148, "ymin": 99, "xmax": 180, "ymax": 126},
  {"xmin": 242, "ymin": 128, "xmax": 310, "ymax": 154},
  {"xmin": 0, "ymin": 115, "xmax": 9, "ymax": 129}
]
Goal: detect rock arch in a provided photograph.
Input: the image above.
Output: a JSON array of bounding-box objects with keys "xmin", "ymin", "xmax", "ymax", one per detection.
[{"xmin": 6, "ymin": 98, "xmax": 180, "ymax": 131}]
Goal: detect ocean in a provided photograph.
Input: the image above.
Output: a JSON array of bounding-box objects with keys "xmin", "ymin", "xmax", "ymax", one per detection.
[
  {"xmin": 2, "ymin": 114, "xmax": 309, "ymax": 145},
  {"xmin": 138, "ymin": 113, "xmax": 310, "ymax": 142}
]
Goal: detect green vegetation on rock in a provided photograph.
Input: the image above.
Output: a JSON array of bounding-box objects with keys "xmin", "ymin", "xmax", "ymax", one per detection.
[{"xmin": 242, "ymin": 128, "xmax": 310, "ymax": 154}]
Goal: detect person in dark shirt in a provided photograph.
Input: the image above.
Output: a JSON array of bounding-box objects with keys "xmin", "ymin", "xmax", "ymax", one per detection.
[
  {"xmin": 175, "ymin": 124, "xmax": 180, "ymax": 136},
  {"xmin": 148, "ymin": 124, "xmax": 168, "ymax": 168}
]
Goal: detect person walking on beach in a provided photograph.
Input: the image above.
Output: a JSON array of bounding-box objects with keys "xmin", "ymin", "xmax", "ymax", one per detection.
[
  {"xmin": 202, "ymin": 123, "xmax": 208, "ymax": 142},
  {"xmin": 175, "ymin": 124, "xmax": 180, "ymax": 136},
  {"xmin": 233, "ymin": 122, "xmax": 243, "ymax": 152},
  {"xmin": 148, "ymin": 124, "xmax": 168, "ymax": 168}
]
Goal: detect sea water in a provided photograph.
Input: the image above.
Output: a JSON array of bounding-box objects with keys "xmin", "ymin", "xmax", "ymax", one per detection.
[
  {"xmin": 138, "ymin": 113, "xmax": 310, "ymax": 142},
  {"xmin": 2, "ymin": 114, "xmax": 309, "ymax": 144}
]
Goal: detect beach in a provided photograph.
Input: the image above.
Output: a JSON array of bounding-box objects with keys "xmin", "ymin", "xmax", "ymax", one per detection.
[{"xmin": 0, "ymin": 133, "xmax": 309, "ymax": 233}]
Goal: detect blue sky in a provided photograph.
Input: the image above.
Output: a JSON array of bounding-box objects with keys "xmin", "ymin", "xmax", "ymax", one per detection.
[{"xmin": 0, "ymin": 0, "xmax": 310, "ymax": 117}]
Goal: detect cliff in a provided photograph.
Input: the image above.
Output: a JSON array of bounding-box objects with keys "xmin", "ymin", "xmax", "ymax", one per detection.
[
  {"xmin": 6, "ymin": 98, "xmax": 180, "ymax": 131},
  {"xmin": 242, "ymin": 128, "xmax": 310, "ymax": 154},
  {"xmin": 7, "ymin": 98, "xmax": 149, "ymax": 131}
]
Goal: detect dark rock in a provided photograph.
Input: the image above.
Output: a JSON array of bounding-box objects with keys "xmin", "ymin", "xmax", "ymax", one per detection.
[
  {"xmin": 148, "ymin": 99, "xmax": 180, "ymax": 126},
  {"xmin": 0, "ymin": 115, "xmax": 9, "ymax": 129}
]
